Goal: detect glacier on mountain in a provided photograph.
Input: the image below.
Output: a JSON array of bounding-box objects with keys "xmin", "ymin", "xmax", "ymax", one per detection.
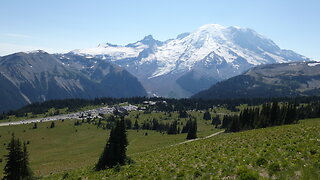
[{"xmin": 71, "ymin": 24, "xmax": 310, "ymax": 98}]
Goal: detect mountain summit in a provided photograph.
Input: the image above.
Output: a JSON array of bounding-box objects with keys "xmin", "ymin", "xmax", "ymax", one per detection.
[{"xmin": 72, "ymin": 24, "xmax": 310, "ymax": 98}]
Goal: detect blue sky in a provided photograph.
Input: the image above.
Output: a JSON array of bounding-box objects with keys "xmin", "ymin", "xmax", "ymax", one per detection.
[{"xmin": 0, "ymin": 0, "xmax": 319, "ymax": 59}]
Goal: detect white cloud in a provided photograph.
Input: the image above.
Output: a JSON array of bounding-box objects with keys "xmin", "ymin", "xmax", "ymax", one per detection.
[{"xmin": 2, "ymin": 33, "xmax": 33, "ymax": 39}]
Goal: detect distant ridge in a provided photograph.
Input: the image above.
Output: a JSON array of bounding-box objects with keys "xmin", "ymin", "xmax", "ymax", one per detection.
[{"xmin": 192, "ymin": 62, "xmax": 320, "ymax": 99}]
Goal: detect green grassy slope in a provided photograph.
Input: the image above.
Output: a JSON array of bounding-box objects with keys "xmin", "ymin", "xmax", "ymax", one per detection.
[
  {"xmin": 0, "ymin": 111, "xmax": 220, "ymax": 178},
  {"xmin": 46, "ymin": 119, "xmax": 320, "ymax": 179}
]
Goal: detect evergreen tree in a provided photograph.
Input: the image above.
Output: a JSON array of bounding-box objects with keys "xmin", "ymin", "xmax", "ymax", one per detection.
[
  {"xmin": 74, "ymin": 120, "xmax": 81, "ymax": 126},
  {"xmin": 97, "ymin": 119, "xmax": 102, "ymax": 127},
  {"xmin": 107, "ymin": 115, "xmax": 116, "ymax": 122},
  {"xmin": 270, "ymin": 101, "xmax": 279, "ymax": 126},
  {"xmin": 179, "ymin": 110, "xmax": 188, "ymax": 118},
  {"xmin": 258, "ymin": 103, "xmax": 270, "ymax": 128},
  {"xmin": 221, "ymin": 115, "xmax": 232, "ymax": 129},
  {"xmin": 3, "ymin": 134, "xmax": 21, "ymax": 180},
  {"xmin": 203, "ymin": 111, "xmax": 211, "ymax": 120},
  {"xmin": 167, "ymin": 121, "xmax": 178, "ymax": 134},
  {"xmin": 32, "ymin": 123, "xmax": 37, "ymax": 129},
  {"xmin": 181, "ymin": 118, "xmax": 192, "ymax": 133},
  {"xmin": 228, "ymin": 116, "xmax": 240, "ymax": 132},
  {"xmin": 225, "ymin": 101, "xmax": 304, "ymax": 132},
  {"xmin": 50, "ymin": 121, "xmax": 55, "ymax": 128},
  {"xmin": 95, "ymin": 118, "xmax": 129, "ymax": 171},
  {"xmin": 285, "ymin": 104, "xmax": 297, "ymax": 124},
  {"xmin": 21, "ymin": 142, "xmax": 32, "ymax": 179},
  {"xmin": 142, "ymin": 121, "xmax": 151, "ymax": 130},
  {"xmin": 0, "ymin": 112, "xmax": 6, "ymax": 120},
  {"xmin": 152, "ymin": 118, "xmax": 159, "ymax": 130},
  {"xmin": 3, "ymin": 134, "xmax": 32, "ymax": 180},
  {"xmin": 186, "ymin": 120, "xmax": 197, "ymax": 139},
  {"xmin": 211, "ymin": 116, "xmax": 221, "ymax": 128},
  {"xmin": 316, "ymin": 104, "xmax": 320, "ymax": 117},
  {"xmin": 125, "ymin": 118, "xmax": 132, "ymax": 129},
  {"xmin": 133, "ymin": 120, "xmax": 139, "ymax": 130}
]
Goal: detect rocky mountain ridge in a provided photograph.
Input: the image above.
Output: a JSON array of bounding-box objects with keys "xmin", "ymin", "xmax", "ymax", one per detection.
[
  {"xmin": 0, "ymin": 51, "xmax": 146, "ymax": 112},
  {"xmin": 72, "ymin": 24, "xmax": 310, "ymax": 97}
]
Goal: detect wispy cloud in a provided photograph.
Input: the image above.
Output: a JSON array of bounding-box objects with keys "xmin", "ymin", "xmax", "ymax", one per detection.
[
  {"xmin": 0, "ymin": 43, "xmax": 60, "ymax": 56},
  {"xmin": 2, "ymin": 33, "xmax": 32, "ymax": 39}
]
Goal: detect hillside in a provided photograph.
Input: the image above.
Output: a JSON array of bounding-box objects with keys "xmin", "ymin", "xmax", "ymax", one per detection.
[
  {"xmin": 72, "ymin": 24, "xmax": 309, "ymax": 97},
  {"xmin": 46, "ymin": 119, "xmax": 320, "ymax": 179},
  {"xmin": 0, "ymin": 51, "xmax": 147, "ymax": 112},
  {"xmin": 0, "ymin": 109, "xmax": 221, "ymax": 178},
  {"xmin": 0, "ymin": 97, "xmax": 319, "ymax": 179},
  {"xmin": 193, "ymin": 62, "xmax": 320, "ymax": 99}
]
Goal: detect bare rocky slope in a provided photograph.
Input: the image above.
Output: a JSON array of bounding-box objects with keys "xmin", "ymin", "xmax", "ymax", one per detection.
[{"xmin": 0, "ymin": 51, "xmax": 146, "ymax": 112}]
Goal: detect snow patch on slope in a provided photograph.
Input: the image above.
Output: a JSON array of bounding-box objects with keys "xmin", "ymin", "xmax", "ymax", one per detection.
[
  {"xmin": 308, "ymin": 62, "xmax": 320, "ymax": 67},
  {"xmin": 73, "ymin": 43, "xmax": 147, "ymax": 60}
]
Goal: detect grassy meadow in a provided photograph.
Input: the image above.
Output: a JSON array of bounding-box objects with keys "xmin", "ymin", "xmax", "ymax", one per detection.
[
  {"xmin": 0, "ymin": 110, "xmax": 221, "ymax": 178},
  {"xmin": 45, "ymin": 118, "xmax": 320, "ymax": 179}
]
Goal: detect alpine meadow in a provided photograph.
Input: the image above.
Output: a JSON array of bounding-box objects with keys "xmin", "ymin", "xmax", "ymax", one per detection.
[{"xmin": 1, "ymin": 1, "xmax": 320, "ymax": 180}]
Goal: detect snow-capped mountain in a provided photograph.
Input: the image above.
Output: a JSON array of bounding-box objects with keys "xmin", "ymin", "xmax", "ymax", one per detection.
[
  {"xmin": 72, "ymin": 24, "xmax": 310, "ymax": 98},
  {"xmin": 73, "ymin": 35, "xmax": 162, "ymax": 60}
]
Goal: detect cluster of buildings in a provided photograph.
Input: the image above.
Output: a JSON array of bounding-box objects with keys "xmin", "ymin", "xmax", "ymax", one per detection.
[
  {"xmin": 1, "ymin": 102, "xmax": 166, "ymax": 127},
  {"xmin": 77, "ymin": 104, "xmax": 139, "ymax": 120}
]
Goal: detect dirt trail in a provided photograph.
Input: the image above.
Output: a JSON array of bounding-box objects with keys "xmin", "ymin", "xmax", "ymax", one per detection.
[
  {"xmin": 171, "ymin": 130, "xmax": 224, "ymax": 146},
  {"xmin": 131, "ymin": 130, "xmax": 225, "ymax": 156}
]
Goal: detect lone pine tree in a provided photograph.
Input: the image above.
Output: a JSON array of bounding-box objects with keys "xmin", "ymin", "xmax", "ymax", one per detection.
[
  {"xmin": 181, "ymin": 118, "xmax": 193, "ymax": 133},
  {"xmin": 203, "ymin": 111, "xmax": 212, "ymax": 120},
  {"xmin": 95, "ymin": 118, "xmax": 129, "ymax": 171},
  {"xmin": 50, "ymin": 121, "xmax": 55, "ymax": 128},
  {"xmin": 186, "ymin": 120, "xmax": 197, "ymax": 140},
  {"xmin": 32, "ymin": 123, "xmax": 37, "ymax": 129},
  {"xmin": 3, "ymin": 134, "xmax": 32, "ymax": 180}
]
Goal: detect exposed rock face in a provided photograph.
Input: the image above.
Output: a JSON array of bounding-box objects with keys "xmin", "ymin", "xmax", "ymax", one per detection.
[{"xmin": 0, "ymin": 51, "xmax": 147, "ymax": 112}]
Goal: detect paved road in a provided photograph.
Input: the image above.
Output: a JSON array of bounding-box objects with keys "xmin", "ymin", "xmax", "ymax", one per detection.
[
  {"xmin": 0, "ymin": 105, "xmax": 131, "ymax": 126},
  {"xmin": 0, "ymin": 112, "xmax": 81, "ymax": 127}
]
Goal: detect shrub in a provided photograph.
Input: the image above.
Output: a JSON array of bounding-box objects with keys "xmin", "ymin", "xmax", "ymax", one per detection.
[
  {"xmin": 62, "ymin": 172, "xmax": 69, "ymax": 179},
  {"xmin": 310, "ymin": 149, "xmax": 317, "ymax": 155},
  {"xmin": 256, "ymin": 157, "xmax": 268, "ymax": 166},
  {"xmin": 268, "ymin": 162, "xmax": 281, "ymax": 175},
  {"xmin": 236, "ymin": 166, "xmax": 259, "ymax": 180}
]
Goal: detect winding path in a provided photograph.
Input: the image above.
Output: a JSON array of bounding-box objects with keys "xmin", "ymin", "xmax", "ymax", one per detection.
[
  {"xmin": 130, "ymin": 130, "xmax": 225, "ymax": 156},
  {"xmin": 171, "ymin": 130, "xmax": 224, "ymax": 146}
]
